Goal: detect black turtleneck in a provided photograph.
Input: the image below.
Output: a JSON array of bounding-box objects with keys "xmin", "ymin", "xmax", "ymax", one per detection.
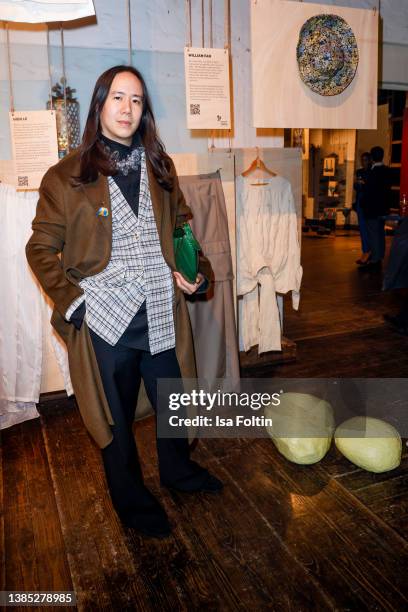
[{"xmin": 99, "ymin": 131, "xmax": 142, "ymax": 217}]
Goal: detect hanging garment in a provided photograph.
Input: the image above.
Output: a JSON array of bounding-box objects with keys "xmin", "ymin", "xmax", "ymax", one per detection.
[
  {"xmin": 0, "ymin": 183, "xmax": 72, "ymax": 430},
  {"xmin": 0, "ymin": 184, "xmax": 41, "ymax": 427},
  {"xmin": 236, "ymin": 175, "xmax": 302, "ymax": 353},
  {"xmin": 179, "ymin": 171, "xmax": 240, "ymax": 385}
]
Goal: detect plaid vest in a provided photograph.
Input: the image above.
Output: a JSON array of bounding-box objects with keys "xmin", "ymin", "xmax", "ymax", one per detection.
[{"xmin": 80, "ymin": 152, "xmax": 175, "ymax": 353}]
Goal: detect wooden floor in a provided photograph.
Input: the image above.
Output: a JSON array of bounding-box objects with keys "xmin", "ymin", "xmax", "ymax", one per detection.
[{"xmin": 1, "ymin": 231, "xmax": 408, "ymax": 611}]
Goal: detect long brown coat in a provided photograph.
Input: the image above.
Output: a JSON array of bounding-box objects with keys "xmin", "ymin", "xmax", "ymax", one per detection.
[{"xmin": 26, "ymin": 150, "xmax": 212, "ymax": 449}]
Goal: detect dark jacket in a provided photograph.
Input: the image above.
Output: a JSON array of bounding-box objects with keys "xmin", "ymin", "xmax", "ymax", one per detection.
[
  {"xmin": 383, "ymin": 218, "xmax": 408, "ymax": 291},
  {"xmin": 354, "ymin": 167, "xmax": 370, "ymax": 208},
  {"xmin": 361, "ymin": 164, "xmax": 392, "ymax": 218}
]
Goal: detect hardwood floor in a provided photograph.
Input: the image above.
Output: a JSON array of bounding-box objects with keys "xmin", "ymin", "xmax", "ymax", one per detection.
[{"xmin": 1, "ymin": 231, "xmax": 407, "ymax": 611}]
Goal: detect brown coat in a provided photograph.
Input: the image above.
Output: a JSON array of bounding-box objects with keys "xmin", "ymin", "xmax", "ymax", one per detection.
[{"xmin": 26, "ymin": 150, "xmax": 212, "ymax": 449}]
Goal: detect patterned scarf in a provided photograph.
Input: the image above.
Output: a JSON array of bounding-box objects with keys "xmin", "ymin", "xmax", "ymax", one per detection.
[{"xmin": 99, "ymin": 133, "xmax": 143, "ymax": 176}]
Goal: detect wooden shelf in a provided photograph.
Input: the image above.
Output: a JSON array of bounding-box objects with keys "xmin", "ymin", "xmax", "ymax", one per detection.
[
  {"xmin": 391, "ymin": 186, "xmax": 401, "ymax": 191},
  {"xmin": 390, "ymin": 163, "xmax": 402, "ymax": 168},
  {"xmin": 392, "ymin": 140, "xmax": 402, "ymax": 144}
]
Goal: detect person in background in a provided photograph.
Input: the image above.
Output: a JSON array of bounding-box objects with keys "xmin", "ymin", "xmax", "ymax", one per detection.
[
  {"xmin": 26, "ymin": 65, "xmax": 223, "ymax": 540},
  {"xmin": 359, "ymin": 146, "xmax": 391, "ymax": 267},
  {"xmin": 354, "ymin": 151, "xmax": 371, "ymax": 265},
  {"xmin": 383, "ymin": 216, "xmax": 408, "ymax": 336}
]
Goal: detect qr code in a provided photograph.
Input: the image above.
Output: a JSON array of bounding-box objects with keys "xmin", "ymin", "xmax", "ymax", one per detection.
[
  {"xmin": 190, "ymin": 104, "xmax": 201, "ymax": 116},
  {"xmin": 18, "ymin": 176, "xmax": 28, "ymax": 187}
]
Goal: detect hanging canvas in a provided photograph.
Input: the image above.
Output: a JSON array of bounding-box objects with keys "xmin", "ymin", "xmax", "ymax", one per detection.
[
  {"xmin": 251, "ymin": 0, "xmax": 378, "ymax": 129},
  {"xmin": 0, "ymin": 0, "xmax": 95, "ymax": 23}
]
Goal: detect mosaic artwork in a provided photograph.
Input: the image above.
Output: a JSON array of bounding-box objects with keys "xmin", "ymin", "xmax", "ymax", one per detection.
[{"xmin": 296, "ymin": 14, "xmax": 359, "ymax": 96}]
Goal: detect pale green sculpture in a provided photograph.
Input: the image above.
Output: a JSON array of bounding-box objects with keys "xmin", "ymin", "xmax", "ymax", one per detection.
[
  {"xmin": 335, "ymin": 417, "xmax": 402, "ymax": 473},
  {"xmin": 265, "ymin": 392, "xmax": 335, "ymax": 465}
]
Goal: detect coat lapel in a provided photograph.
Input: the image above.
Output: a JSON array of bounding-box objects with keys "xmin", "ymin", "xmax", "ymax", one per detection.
[
  {"xmin": 146, "ymin": 158, "xmax": 164, "ymax": 237},
  {"xmin": 80, "ymin": 174, "xmax": 112, "ymax": 238},
  {"xmin": 79, "ymin": 161, "xmax": 164, "ymax": 245}
]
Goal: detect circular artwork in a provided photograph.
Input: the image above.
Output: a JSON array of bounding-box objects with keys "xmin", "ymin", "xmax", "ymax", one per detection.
[{"xmin": 296, "ymin": 14, "xmax": 359, "ymax": 96}]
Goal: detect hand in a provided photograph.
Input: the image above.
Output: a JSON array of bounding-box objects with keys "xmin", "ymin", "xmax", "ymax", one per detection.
[{"xmin": 173, "ymin": 271, "xmax": 204, "ymax": 295}]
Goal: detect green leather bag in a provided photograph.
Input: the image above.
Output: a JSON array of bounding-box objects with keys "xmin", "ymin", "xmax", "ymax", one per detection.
[{"xmin": 173, "ymin": 222, "xmax": 201, "ymax": 283}]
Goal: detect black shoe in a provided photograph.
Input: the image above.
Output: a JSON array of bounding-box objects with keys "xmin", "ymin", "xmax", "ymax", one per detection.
[
  {"xmin": 197, "ymin": 473, "xmax": 224, "ymax": 493},
  {"xmin": 356, "ymin": 255, "xmax": 371, "ymax": 265},
  {"xmin": 383, "ymin": 313, "xmax": 400, "ymax": 328},
  {"xmin": 383, "ymin": 313, "xmax": 408, "ymax": 336},
  {"xmin": 120, "ymin": 511, "xmax": 172, "ymax": 539},
  {"xmin": 163, "ymin": 473, "xmax": 224, "ymax": 495}
]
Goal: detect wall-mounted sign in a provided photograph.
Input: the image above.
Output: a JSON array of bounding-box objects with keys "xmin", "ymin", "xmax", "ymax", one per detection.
[
  {"xmin": 323, "ymin": 157, "xmax": 336, "ymax": 176},
  {"xmin": 9, "ymin": 110, "xmax": 59, "ymax": 190},
  {"xmin": 184, "ymin": 47, "xmax": 231, "ymax": 130}
]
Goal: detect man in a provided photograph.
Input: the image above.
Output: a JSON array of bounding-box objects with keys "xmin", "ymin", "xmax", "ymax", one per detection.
[
  {"xmin": 354, "ymin": 152, "xmax": 371, "ymax": 265},
  {"xmin": 383, "ymin": 217, "xmax": 408, "ymax": 336},
  {"xmin": 360, "ymin": 146, "xmax": 391, "ymax": 266},
  {"xmin": 26, "ymin": 66, "xmax": 222, "ymax": 540}
]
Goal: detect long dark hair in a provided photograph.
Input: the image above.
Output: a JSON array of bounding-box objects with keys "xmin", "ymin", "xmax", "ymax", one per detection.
[{"xmin": 74, "ymin": 65, "xmax": 173, "ymax": 190}]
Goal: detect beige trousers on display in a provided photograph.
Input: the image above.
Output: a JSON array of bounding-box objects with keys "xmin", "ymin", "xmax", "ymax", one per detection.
[{"xmin": 179, "ymin": 172, "xmax": 240, "ymax": 386}]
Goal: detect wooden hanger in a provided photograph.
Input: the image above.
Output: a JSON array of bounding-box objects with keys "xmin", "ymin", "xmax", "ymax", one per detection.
[{"xmin": 241, "ymin": 147, "xmax": 277, "ymax": 179}]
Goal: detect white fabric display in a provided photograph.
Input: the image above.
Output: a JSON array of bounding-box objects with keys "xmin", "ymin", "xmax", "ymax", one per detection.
[
  {"xmin": 0, "ymin": 182, "xmax": 72, "ymax": 431},
  {"xmin": 0, "ymin": 0, "xmax": 95, "ymax": 23},
  {"xmin": 0, "ymin": 184, "xmax": 42, "ymax": 428},
  {"xmin": 236, "ymin": 175, "xmax": 302, "ymax": 353},
  {"xmin": 42, "ymin": 297, "xmax": 73, "ymax": 396}
]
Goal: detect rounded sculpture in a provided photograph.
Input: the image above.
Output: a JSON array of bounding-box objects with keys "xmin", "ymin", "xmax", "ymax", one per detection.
[
  {"xmin": 265, "ymin": 392, "xmax": 335, "ymax": 464},
  {"xmin": 335, "ymin": 417, "xmax": 402, "ymax": 473},
  {"xmin": 296, "ymin": 14, "xmax": 359, "ymax": 96}
]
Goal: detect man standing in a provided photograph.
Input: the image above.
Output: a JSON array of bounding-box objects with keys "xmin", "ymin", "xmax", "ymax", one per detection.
[
  {"xmin": 360, "ymin": 146, "xmax": 391, "ymax": 266},
  {"xmin": 354, "ymin": 151, "xmax": 372, "ymax": 265},
  {"xmin": 383, "ymin": 217, "xmax": 408, "ymax": 336}
]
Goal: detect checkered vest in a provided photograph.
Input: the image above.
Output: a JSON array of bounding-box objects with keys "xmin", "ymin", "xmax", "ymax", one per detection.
[{"xmin": 80, "ymin": 152, "xmax": 175, "ymax": 353}]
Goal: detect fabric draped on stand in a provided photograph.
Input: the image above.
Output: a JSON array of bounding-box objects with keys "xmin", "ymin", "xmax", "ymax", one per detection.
[
  {"xmin": 178, "ymin": 171, "xmax": 240, "ymax": 386},
  {"xmin": 0, "ymin": 183, "xmax": 72, "ymax": 429},
  {"xmin": 236, "ymin": 175, "xmax": 302, "ymax": 353}
]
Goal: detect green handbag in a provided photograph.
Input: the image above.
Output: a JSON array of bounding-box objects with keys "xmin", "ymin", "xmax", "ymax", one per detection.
[{"xmin": 173, "ymin": 222, "xmax": 201, "ymax": 283}]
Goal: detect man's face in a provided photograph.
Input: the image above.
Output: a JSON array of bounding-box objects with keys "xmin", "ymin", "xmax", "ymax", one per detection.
[{"xmin": 100, "ymin": 71, "xmax": 143, "ymax": 146}]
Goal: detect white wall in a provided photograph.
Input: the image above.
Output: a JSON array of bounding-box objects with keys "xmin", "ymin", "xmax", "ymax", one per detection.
[
  {"xmin": 1, "ymin": 0, "xmax": 407, "ymax": 160},
  {"xmin": 0, "ymin": 0, "xmax": 284, "ymax": 160}
]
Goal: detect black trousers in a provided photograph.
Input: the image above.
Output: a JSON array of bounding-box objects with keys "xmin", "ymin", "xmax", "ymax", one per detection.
[
  {"xmin": 365, "ymin": 217, "xmax": 385, "ymax": 262},
  {"xmin": 395, "ymin": 300, "xmax": 408, "ymax": 327},
  {"xmin": 89, "ymin": 323, "xmax": 208, "ymax": 521}
]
